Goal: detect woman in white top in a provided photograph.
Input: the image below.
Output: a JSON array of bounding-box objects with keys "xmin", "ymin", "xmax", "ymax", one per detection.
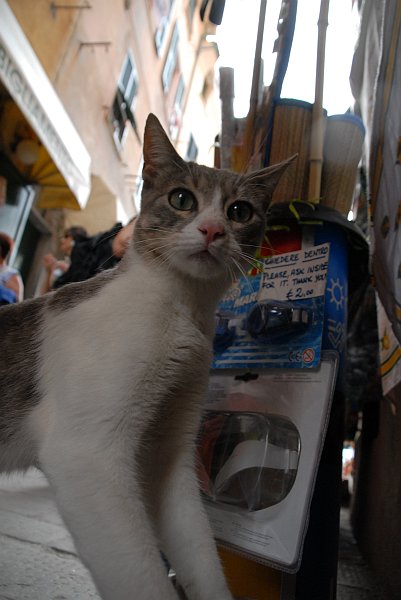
[{"xmin": 0, "ymin": 232, "xmax": 24, "ymax": 303}]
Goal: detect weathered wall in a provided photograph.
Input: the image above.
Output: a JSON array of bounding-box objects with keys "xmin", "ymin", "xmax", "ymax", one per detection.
[{"xmin": 351, "ymin": 381, "xmax": 401, "ymax": 600}]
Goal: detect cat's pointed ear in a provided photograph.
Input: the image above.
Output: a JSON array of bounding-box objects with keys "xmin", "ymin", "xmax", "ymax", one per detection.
[
  {"xmin": 245, "ymin": 154, "xmax": 298, "ymax": 197},
  {"xmin": 142, "ymin": 113, "xmax": 183, "ymax": 181}
]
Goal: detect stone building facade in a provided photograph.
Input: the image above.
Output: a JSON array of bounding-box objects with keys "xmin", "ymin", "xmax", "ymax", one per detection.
[{"xmin": 0, "ymin": 0, "xmax": 220, "ymax": 296}]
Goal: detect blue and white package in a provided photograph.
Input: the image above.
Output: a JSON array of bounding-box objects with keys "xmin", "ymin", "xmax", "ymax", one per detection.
[{"xmin": 212, "ymin": 243, "xmax": 330, "ymax": 369}]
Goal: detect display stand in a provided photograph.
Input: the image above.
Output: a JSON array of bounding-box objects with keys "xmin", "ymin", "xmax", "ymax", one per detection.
[
  {"xmin": 212, "ymin": 0, "xmax": 369, "ymax": 596},
  {"xmin": 264, "ymin": 207, "xmax": 350, "ymax": 600},
  {"xmin": 199, "ymin": 204, "xmax": 368, "ymax": 600},
  {"xmin": 219, "ymin": 547, "xmax": 283, "ymax": 599}
]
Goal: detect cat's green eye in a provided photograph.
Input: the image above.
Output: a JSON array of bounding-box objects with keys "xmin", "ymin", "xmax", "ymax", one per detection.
[
  {"xmin": 227, "ymin": 201, "xmax": 253, "ymax": 223},
  {"xmin": 168, "ymin": 188, "xmax": 196, "ymax": 211}
]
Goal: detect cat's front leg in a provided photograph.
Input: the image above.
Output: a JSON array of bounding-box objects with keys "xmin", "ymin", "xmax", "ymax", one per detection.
[
  {"xmin": 149, "ymin": 435, "xmax": 233, "ymax": 600},
  {"xmin": 39, "ymin": 439, "xmax": 180, "ymax": 600}
]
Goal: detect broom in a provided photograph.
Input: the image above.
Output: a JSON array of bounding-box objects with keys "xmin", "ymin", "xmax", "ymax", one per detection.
[
  {"xmin": 234, "ymin": 0, "xmax": 267, "ymax": 173},
  {"xmin": 308, "ymin": 0, "xmax": 330, "ymax": 203}
]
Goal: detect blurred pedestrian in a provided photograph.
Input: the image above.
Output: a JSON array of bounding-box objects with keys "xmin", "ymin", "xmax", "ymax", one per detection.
[
  {"xmin": 0, "ymin": 232, "xmax": 24, "ymax": 304},
  {"xmin": 42, "ymin": 218, "xmax": 136, "ymax": 292},
  {"xmin": 41, "ymin": 226, "xmax": 88, "ymax": 294}
]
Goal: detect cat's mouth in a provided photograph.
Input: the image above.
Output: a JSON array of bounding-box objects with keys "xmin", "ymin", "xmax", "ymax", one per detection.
[{"xmin": 190, "ymin": 249, "xmax": 221, "ymax": 264}]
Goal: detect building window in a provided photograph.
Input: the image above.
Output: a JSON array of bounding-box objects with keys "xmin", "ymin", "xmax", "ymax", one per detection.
[
  {"xmin": 110, "ymin": 52, "xmax": 139, "ymax": 148},
  {"xmin": 152, "ymin": 0, "xmax": 175, "ymax": 54},
  {"xmin": 186, "ymin": 134, "xmax": 198, "ymax": 162},
  {"xmin": 162, "ymin": 23, "xmax": 179, "ymax": 93},
  {"xmin": 169, "ymin": 75, "xmax": 185, "ymax": 140},
  {"xmin": 133, "ymin": 158, "xmax": 144, "ymax": 213},
  {"xmin": 187, "ymin": 0, "xmax": 196, "ymax": 29}
]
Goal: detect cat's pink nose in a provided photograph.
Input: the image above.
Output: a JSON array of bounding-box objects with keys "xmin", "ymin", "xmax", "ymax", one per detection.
[{"xmin": 198, "ymin": 222, "xmax": 225, "ymax": 245}]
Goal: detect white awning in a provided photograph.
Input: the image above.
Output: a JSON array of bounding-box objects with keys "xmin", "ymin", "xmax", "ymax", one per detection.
[{"xmin": 0, "ymin": 0, "xmax": 91, "ymax": 209}]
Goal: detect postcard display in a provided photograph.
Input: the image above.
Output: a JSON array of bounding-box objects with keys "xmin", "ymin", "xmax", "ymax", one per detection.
[{"xmin": 199, "ymin": 234, "xmax": 340, "ymax": 573}]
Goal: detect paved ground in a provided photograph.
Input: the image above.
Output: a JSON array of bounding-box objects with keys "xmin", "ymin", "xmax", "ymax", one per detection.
[
  {"xmin": 0, "ymin": 469, "xmax": 390, "ymax": 599},
  {"xmin": 0, "ymin": 469, "xmax": 99, "ymax": 600},
  {"xmin": 337, "ymin": 508, "xmax": 390, "ymax": 600}
]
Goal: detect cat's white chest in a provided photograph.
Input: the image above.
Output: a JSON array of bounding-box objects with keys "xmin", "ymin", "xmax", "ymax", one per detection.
[{"xmin": 34, "ymin": 262, "xmax": 213, "ymax": 443}]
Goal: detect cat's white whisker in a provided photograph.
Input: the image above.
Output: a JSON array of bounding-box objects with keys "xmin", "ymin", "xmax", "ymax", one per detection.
[
  {"xmin": 241, "ymin": 240, "xmax": 278, "ymax": 256},
  {"xmin": 230, "ymin": 256, "xmax": 255, "ymax": 296},
  {"xmin": 226, "ymin": 262, "xmax": 238, "ymax": 285},
  {"xmin": 238, "ymin": 254, "xmax": 264, "ymax": 274},
  {"xmin": 138, "ymin": 240, "xmax": 175, "ymax": 253},
  {"xmin": 232, "ymin": 247, "xmax": 262, "ymax": 271},
  {"xmin": 140, "ymin": 226, "xmax": 175, "ymax": 234}
]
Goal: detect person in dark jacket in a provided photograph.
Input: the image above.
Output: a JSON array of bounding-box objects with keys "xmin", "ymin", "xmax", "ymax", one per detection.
[
  {"xmin": 41, "ymin": 226, "xmax": 88, "ymax": 294},
  {"xmin": 42, "ymin": 219, "xmax": 136, "ymax": 292}
]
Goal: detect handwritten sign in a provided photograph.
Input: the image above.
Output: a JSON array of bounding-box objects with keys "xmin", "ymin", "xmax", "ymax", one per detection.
[{"xmin": 259, "ymin": 243, "xmax": 330, "ymax": 302}]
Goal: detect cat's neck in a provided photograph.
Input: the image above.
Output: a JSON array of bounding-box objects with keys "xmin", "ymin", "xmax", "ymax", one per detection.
[{"xmin": 120, "ymin": 246, "xmax": 229, "ymax": 335}]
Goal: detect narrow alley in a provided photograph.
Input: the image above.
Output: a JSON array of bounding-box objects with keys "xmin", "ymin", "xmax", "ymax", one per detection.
[{"xmin": 0, "ymin": 469, "xmax": 389, "ymax": 600}]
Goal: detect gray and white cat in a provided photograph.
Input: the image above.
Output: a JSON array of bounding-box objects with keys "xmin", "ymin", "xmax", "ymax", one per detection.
[{"xmin": 0, "ymin": 114, "xmax": 292, "ymax": 600}]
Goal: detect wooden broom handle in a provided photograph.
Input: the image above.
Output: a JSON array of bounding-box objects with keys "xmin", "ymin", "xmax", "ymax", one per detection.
[{"xmin": 308, "ymin": 0, "xmax": 330, "ymax": 202}]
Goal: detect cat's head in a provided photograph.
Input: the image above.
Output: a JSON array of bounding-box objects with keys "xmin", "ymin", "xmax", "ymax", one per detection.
[{"xmin": 134, "ymin": 114, "xmax": 294, "ymax": 283}]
